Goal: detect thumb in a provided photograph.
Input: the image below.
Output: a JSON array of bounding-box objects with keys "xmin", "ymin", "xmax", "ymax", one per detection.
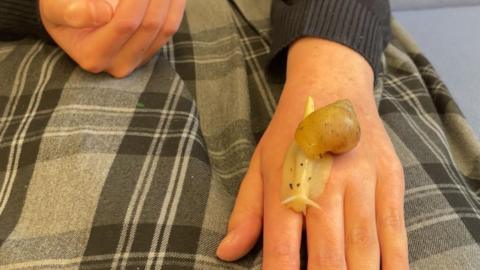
[
  {"xmin": 216, "ymin": 150, "xmax": 263, "ymax": 262},
  {"xmin": 42, "ymin": 0, "xmax": 114, "ymax": 28}
]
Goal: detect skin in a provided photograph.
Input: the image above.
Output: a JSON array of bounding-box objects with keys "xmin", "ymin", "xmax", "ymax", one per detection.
[
  {"xmin": 216, "ymin": 38, "xmax": 410, "ymax": 270},
  {"xmin": 39, "ymin": 0, "xmax": 186, "ymax": 78}
]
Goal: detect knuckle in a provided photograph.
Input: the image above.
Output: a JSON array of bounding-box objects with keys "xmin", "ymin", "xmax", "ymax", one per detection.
[
  {"xmin": 77, "ymin": 58, "xmax": 104, "ymax": 74},
  {"xmin": 270, "ymin": 244, "xmax": 298, "ymax": 266},
  {"xmin": 391, "ymin": 248, "xmax": 409, "ymax": 263},
  {"xmin": 108, "ymin": 67, "xmax": 132, "ymax": 78},
  {"xmin": 141, "ymin": 18, "xmax": 164, "ymax": 31},
  {"xmin": 310, "ymin": 249, "xmax": 345, "ymax": 269},
  {"xmin": 385, "ymin": 156, "xmax": 404, "ymax": 175},
  {"xmin": 392, "ymin": 161, "xmax": 405, "ymax": 179},
  {"xmin": 379, "ymin": 157, "xmax": 404, "ymax": 179},
  {"xmin": 151, "ymin": 42, "xmax": 165, "ymax": 54},
  {"xmin": 114, "ymin": 19, "xmax": 142, "ymax": 33},
  {"xmin": 147, "ymin": 41, "xmax": 167, "ymax": 58},
  {"xmin": 379, "ymin": 207, "xmax": 405, "ymax": 230},
  {"xmin": 383, "ymin": 246, "xmax": 409, "ymax": 269},
  {"xmin": 161, "ymin": 23, "xmax": 180, "ymax": 37},
  {"xmin": 347, "ymin": 225, "xmax": 377, "ymax": 247},
  {"xmin": 308, "ymin": 198, "xmax": 342, "ymax": 221}
]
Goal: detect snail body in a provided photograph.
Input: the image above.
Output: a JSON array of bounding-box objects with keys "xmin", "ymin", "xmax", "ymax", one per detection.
[{"xmin": 282, "ymin": 141, "xmax": 332, "ymax": 214}]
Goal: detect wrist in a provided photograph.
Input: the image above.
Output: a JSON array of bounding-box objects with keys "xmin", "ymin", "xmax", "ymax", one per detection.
[
  {"xmin": 281, "ymin": 38, "xmax": 377, "ymax": 114},
  {"xmin": 285, "ymin": 38, "xmax": 374, "ymax": 95}
]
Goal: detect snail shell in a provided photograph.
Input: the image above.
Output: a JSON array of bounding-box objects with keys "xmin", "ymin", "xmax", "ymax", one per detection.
[{"xmin": 294, "ymin": 99, "xmax": 361, "ymax": 159}]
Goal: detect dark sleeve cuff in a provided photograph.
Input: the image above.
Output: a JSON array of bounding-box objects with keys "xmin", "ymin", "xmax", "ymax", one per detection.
[
  {"xmin": 270, "ymin": 0, "xmax": 392, "ymax": 78},
  {"xmin": 0, "ymin": 0, "xmax": 50, "ymax": 40}
]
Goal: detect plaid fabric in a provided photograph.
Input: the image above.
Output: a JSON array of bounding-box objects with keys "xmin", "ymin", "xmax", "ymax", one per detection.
[{"xmin": 1, "ymin": 0, "xmax": 479, "ymax": 269}]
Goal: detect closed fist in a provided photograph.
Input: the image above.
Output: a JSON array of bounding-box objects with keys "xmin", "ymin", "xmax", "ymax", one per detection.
[{"xmin": 40, "ymin": 0, "xmax": 186, "ymax": 78}]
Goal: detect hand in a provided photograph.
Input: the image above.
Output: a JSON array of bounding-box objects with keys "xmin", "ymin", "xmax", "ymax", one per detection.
[
  {"xmin": 39, "ymin": 0, "xmax": 186, "ymax": 78},
  {"xmin": 216, "ymin": 39, "xmax": 409, "ymax": 269}
]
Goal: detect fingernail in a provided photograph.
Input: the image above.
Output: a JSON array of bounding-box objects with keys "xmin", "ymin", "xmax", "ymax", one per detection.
[{"xmin": 92, "ymin": 1, "xmax": 113, "ymax": 26}]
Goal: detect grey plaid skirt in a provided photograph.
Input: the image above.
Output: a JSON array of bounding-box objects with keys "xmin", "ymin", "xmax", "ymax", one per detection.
[{"xmin": 1, "ymin": 0, "xmax": 479, "ymax": 269}]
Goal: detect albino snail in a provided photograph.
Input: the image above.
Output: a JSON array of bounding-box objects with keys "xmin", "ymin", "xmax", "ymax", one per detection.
[{"xmin": 281, "ymin": 97, "xmax": 361, "ymax": 214}]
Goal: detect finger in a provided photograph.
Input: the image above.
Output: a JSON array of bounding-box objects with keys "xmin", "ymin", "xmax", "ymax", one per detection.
[
  {"xmin": 263, "ymin": 146, "xmax": 303, "ymax": 269},
  {"xmin": 306, "ymin": 180, "xmax": 346, "ymax": 270},
  {"xmin": 344, "ymin": 176, "xmax": 380, "ymax": 270},
  {"xmin": 107, "ymin": 0, "xmax": 171, "ymax": 77},
  {"xmin": 41, "ymin": 0, "xmax": 114, "ymax": 28},
  {"xmin": 264, "ymin": 187, "xmax": 303, "ymax": 269},
  {"xmin": 216, "ymin": 150, "xmax": 263, "ymax": 262},
  {"xmin": 141, "ymin": 0, "xmax": 186, "ymax": 65},
  {"xmin": 376, "ymin": 161, "xmax": 409, "ymax": 269}
]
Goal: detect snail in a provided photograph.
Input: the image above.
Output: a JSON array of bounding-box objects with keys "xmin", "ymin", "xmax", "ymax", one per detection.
[{"xmin": 281, "ymin": 97, "xmax": 361, "ymax": 214}]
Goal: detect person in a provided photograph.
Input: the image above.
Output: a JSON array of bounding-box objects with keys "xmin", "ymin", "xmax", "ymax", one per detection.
[{"xmin": 1, "ymin": 0, "xmax": 479, "ymax": 269}]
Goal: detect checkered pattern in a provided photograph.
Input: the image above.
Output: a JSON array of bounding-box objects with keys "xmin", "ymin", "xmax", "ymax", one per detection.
[{"xmin": 1, "ymin": 1, "xmax": 479, "ymax": 269}]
